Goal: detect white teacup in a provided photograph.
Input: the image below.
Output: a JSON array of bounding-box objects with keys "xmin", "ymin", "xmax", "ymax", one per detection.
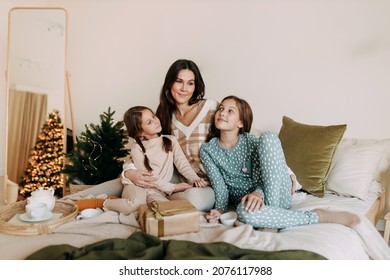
[
  {"xmin": 25, "ymin": 202, "xmax": 48, "ymax": 220},
  {"xmin": 76, "ymin": 208, "xmax": 103, "ymax": 220},
  {"xmin": 220, "ymin": 211, "xmax": 238, "ymax": 227}
]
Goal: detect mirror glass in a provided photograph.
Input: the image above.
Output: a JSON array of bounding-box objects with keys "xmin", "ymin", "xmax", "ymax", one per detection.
[{"xmin": 4, "ymin": 7, "xmax": 68, "ymax": 203}]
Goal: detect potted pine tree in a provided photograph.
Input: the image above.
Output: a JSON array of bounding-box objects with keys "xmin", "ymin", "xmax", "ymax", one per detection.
[{"xmin": 62, "ymin": 107, "xmax": 129, "ymax": 193}]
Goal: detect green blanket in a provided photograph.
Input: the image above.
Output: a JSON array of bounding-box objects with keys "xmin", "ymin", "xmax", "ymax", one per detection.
[{"xmin": 26, "ymin": 231, "xmax": 326, "ymax": 260}]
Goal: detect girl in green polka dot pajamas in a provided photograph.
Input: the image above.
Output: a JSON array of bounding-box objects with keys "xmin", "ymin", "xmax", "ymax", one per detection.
[{"xmin": 200, "ymin": 96, "xmax": 360, "ymax": 230}]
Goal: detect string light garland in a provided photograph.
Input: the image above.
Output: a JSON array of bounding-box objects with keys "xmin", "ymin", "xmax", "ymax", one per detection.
[
  {"xmin": 80, "ymin": 138, "xmax": 103, "ymax": 175},
  {"xmin": 19, "ymin": 110, "xmax": 64, "ymax": 197},
  {"xmin": 62, "ymin": 107, "xmax": 129, "ymax": 186}
]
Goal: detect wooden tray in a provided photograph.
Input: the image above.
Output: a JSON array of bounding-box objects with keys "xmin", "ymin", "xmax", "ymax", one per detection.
[
  {"xmin": 69, "ymin": 184, "xmax": 94, "ymax": 194},
  {"xmin": 0, "ymin": 200, "xmax": 78, "ymax": 236}
]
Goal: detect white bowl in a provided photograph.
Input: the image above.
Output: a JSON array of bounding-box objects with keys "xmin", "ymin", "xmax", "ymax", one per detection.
[
  {"xmin": 76, "ymin": 208, "xmax": 103, "ymax": 220},
  {"xmin": 220, "ymin": 211, "xmax": 237, "ymax": 226}
]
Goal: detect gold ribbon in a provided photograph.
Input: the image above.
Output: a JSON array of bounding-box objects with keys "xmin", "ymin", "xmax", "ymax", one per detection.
[{"xmin": 142, "ymin": 201, "xmax": 193, "ymax": 237}]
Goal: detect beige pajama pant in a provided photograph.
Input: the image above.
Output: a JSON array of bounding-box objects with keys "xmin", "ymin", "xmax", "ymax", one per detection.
[{"xmin": 104, "ymin": 184, "xmax": 215, "ymax": 214}]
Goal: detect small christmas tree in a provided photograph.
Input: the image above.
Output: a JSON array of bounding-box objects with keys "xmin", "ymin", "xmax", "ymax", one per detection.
[
  {"xmin": 62, "ymin": 107, "xmax": 129, "ymax": 185},
  {"xmin": 19, "ymin": 110, "xmax": 65, "ymax": 197}
]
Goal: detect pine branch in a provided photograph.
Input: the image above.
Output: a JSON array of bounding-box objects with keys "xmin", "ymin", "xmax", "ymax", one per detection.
[{"xmin": 62, "ymin": 107, "xmax": 129, "ymax": 185}]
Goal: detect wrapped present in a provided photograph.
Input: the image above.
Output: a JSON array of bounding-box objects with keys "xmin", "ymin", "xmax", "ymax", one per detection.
[{"xmin": 138, "ymin": 199, "xmax": 199, "ymax": 237}]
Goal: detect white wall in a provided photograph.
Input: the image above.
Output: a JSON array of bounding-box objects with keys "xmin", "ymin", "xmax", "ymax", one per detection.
[
  {"xmin": 67, "ymin": 0, "xmax": 390, "ymax": 140},
  {"xmin": 1, "ymin": 0, "xmax": 390, "ymax": 197},
  {"xmin": 8, "ymin": 8, "xmax": 66, "ymax": 115}
]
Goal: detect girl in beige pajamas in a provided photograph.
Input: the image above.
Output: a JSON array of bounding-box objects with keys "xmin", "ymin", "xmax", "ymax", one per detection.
[{"xmin": 104, "ymin": 106, "xmax": 206, "ymax": 214}]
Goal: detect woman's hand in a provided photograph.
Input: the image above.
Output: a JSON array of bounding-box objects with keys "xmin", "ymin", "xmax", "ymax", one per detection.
[
  {"xmin": 193, "ymin": 178, "xmax": 207, "ymax": 188},
  {"xmin": 124, "ymin": 169, "xmax": 158, "ymax": 188},
  {"xmin": 206, "ymin": 208, "xmax": 223, "ymax": 223},
  {"xmin": 241, "ymin": 192, "xmax": 263, "ymax": 212},
  {"xmin": 173, "ymin": 182, "xmax": 193, "ymax": 192}
]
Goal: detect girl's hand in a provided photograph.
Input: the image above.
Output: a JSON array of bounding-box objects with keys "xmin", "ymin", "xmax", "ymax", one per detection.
[
  {"xmin": 206, "ymin": 209, "xmax": 223, "ymax": 223},
  {"xmin": 173, "ymin": 182, "xmax": 193, "ymax": 192},
  {"xmin": 290, "ymin": 173, "xmax": 297, "ymax": 194},
  {"xmin": 124, "ymin": 170, "xmax": 158, "ymax": 189},
  {"xmin": 241, "ymin": 192, "xmax": 263, "ymax": 212},
  {"xmin": 193, "ymin": 178, "xmax": 207, "ymax": 188}
]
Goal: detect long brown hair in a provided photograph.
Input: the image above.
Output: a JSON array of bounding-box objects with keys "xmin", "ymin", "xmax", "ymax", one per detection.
[
  {"xmin": 206, "ymin": 95, "xmax": 253, "ymax": 142},
  {"xmin": 123, "ymin": 106, "xmax": 172, "ymax": 171},
  {"xmin": 156, "ymin": 59, "xmax": 206, "ymax": 135}
]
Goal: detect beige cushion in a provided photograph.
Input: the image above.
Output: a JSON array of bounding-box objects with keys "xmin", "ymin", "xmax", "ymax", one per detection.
[
  {"xmin": 325, "ymin": 139, "xmax": 386, "ymax": 200},
  {"xmin": 278, "ymin": 116, "xmax": 346, "ymax": 197}
]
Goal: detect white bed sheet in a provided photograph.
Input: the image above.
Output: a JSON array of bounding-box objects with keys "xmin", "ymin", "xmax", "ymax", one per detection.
[
  {"xmin": 291, "ymin": 186, "xmax": 380, "ymax": 217},
  {"xmin": 0, "ymin": 180, "xmax": 388, "ymax": 260}
]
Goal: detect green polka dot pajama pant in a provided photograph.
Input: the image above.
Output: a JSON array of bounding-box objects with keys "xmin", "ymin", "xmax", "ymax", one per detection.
[{"xmin": 236, "ymin": 132, "xmax": 319, "ymax": 229}]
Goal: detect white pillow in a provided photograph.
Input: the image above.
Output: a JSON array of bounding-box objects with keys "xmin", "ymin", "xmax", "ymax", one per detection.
[{"xmin": 325, "ymin": 142, "xmax": 383, "ymax": 200}]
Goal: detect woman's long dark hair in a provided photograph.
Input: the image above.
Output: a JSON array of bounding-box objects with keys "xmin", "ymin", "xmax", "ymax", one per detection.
[
  {"xmin": 156, "ymin": 59, "xmax": 206, "ymax": 135},
  {"xmin": 206, "ymin": 95, "xmax": 253, "ymax": 142},
  {"xmin": 123, "ymin": 106, "xmax": 172, "ymax": 171}
]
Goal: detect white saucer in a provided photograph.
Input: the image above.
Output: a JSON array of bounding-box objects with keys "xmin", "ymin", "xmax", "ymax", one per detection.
[{"xmin": 19, "ymin": 212, "xmax": 53, "ymax": 223}]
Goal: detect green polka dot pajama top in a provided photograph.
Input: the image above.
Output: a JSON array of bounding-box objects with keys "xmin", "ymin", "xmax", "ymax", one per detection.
[{"xmin": 200, "ymin": 131, "xmax": 319, "ymax": 229}]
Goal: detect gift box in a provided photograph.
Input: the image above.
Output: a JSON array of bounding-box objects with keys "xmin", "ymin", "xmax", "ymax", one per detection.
[{"xmin": 138, "ymin": 199, "xmax": 199, "ymax": 237}]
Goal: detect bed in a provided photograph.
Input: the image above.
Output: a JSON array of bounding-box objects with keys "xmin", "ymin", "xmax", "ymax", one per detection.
[{"xmin": 0, "ymin": 133, "xmax": 390, "ymax": 260}]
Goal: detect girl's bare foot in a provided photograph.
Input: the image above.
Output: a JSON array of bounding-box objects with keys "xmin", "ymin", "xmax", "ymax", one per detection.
[{"xmin": 314, "ymin": 209, "xmax": 360, "ymax": 228}]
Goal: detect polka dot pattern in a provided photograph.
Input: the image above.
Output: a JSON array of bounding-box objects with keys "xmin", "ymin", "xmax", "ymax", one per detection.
[{"xmin": 200, "ymin": 132, "xmax": 319, "ymax": 229}]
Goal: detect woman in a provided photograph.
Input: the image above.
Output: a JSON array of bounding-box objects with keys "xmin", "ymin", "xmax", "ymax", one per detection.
[
  {"xmin": 123, "ymin": 59, "xmax": 218, "ymax": 211},
  {"xmin": 200, "ymin": 95, "xmax": 360, "ymax": 229}
]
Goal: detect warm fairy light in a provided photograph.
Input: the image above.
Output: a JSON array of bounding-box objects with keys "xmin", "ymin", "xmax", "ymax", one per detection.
[{"xmin": 19, "ymin": 110, "xmax": 65, "ymax": 196}]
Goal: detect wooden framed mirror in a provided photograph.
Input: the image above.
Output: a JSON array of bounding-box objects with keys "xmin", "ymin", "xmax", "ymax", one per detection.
[{"xmin": 4, "ymin": 7, "xmax": 71, "ymax": 203}]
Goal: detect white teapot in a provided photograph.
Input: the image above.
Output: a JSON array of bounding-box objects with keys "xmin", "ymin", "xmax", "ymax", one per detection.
[{"xmin": 27, "ymin": 187, "xmax": 56, "ymax": 211}]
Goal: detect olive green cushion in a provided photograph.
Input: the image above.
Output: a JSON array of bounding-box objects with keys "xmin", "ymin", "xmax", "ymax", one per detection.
[{"xmin": 278, "ymin": 116, "xmax": 346, "ymax": 197}]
